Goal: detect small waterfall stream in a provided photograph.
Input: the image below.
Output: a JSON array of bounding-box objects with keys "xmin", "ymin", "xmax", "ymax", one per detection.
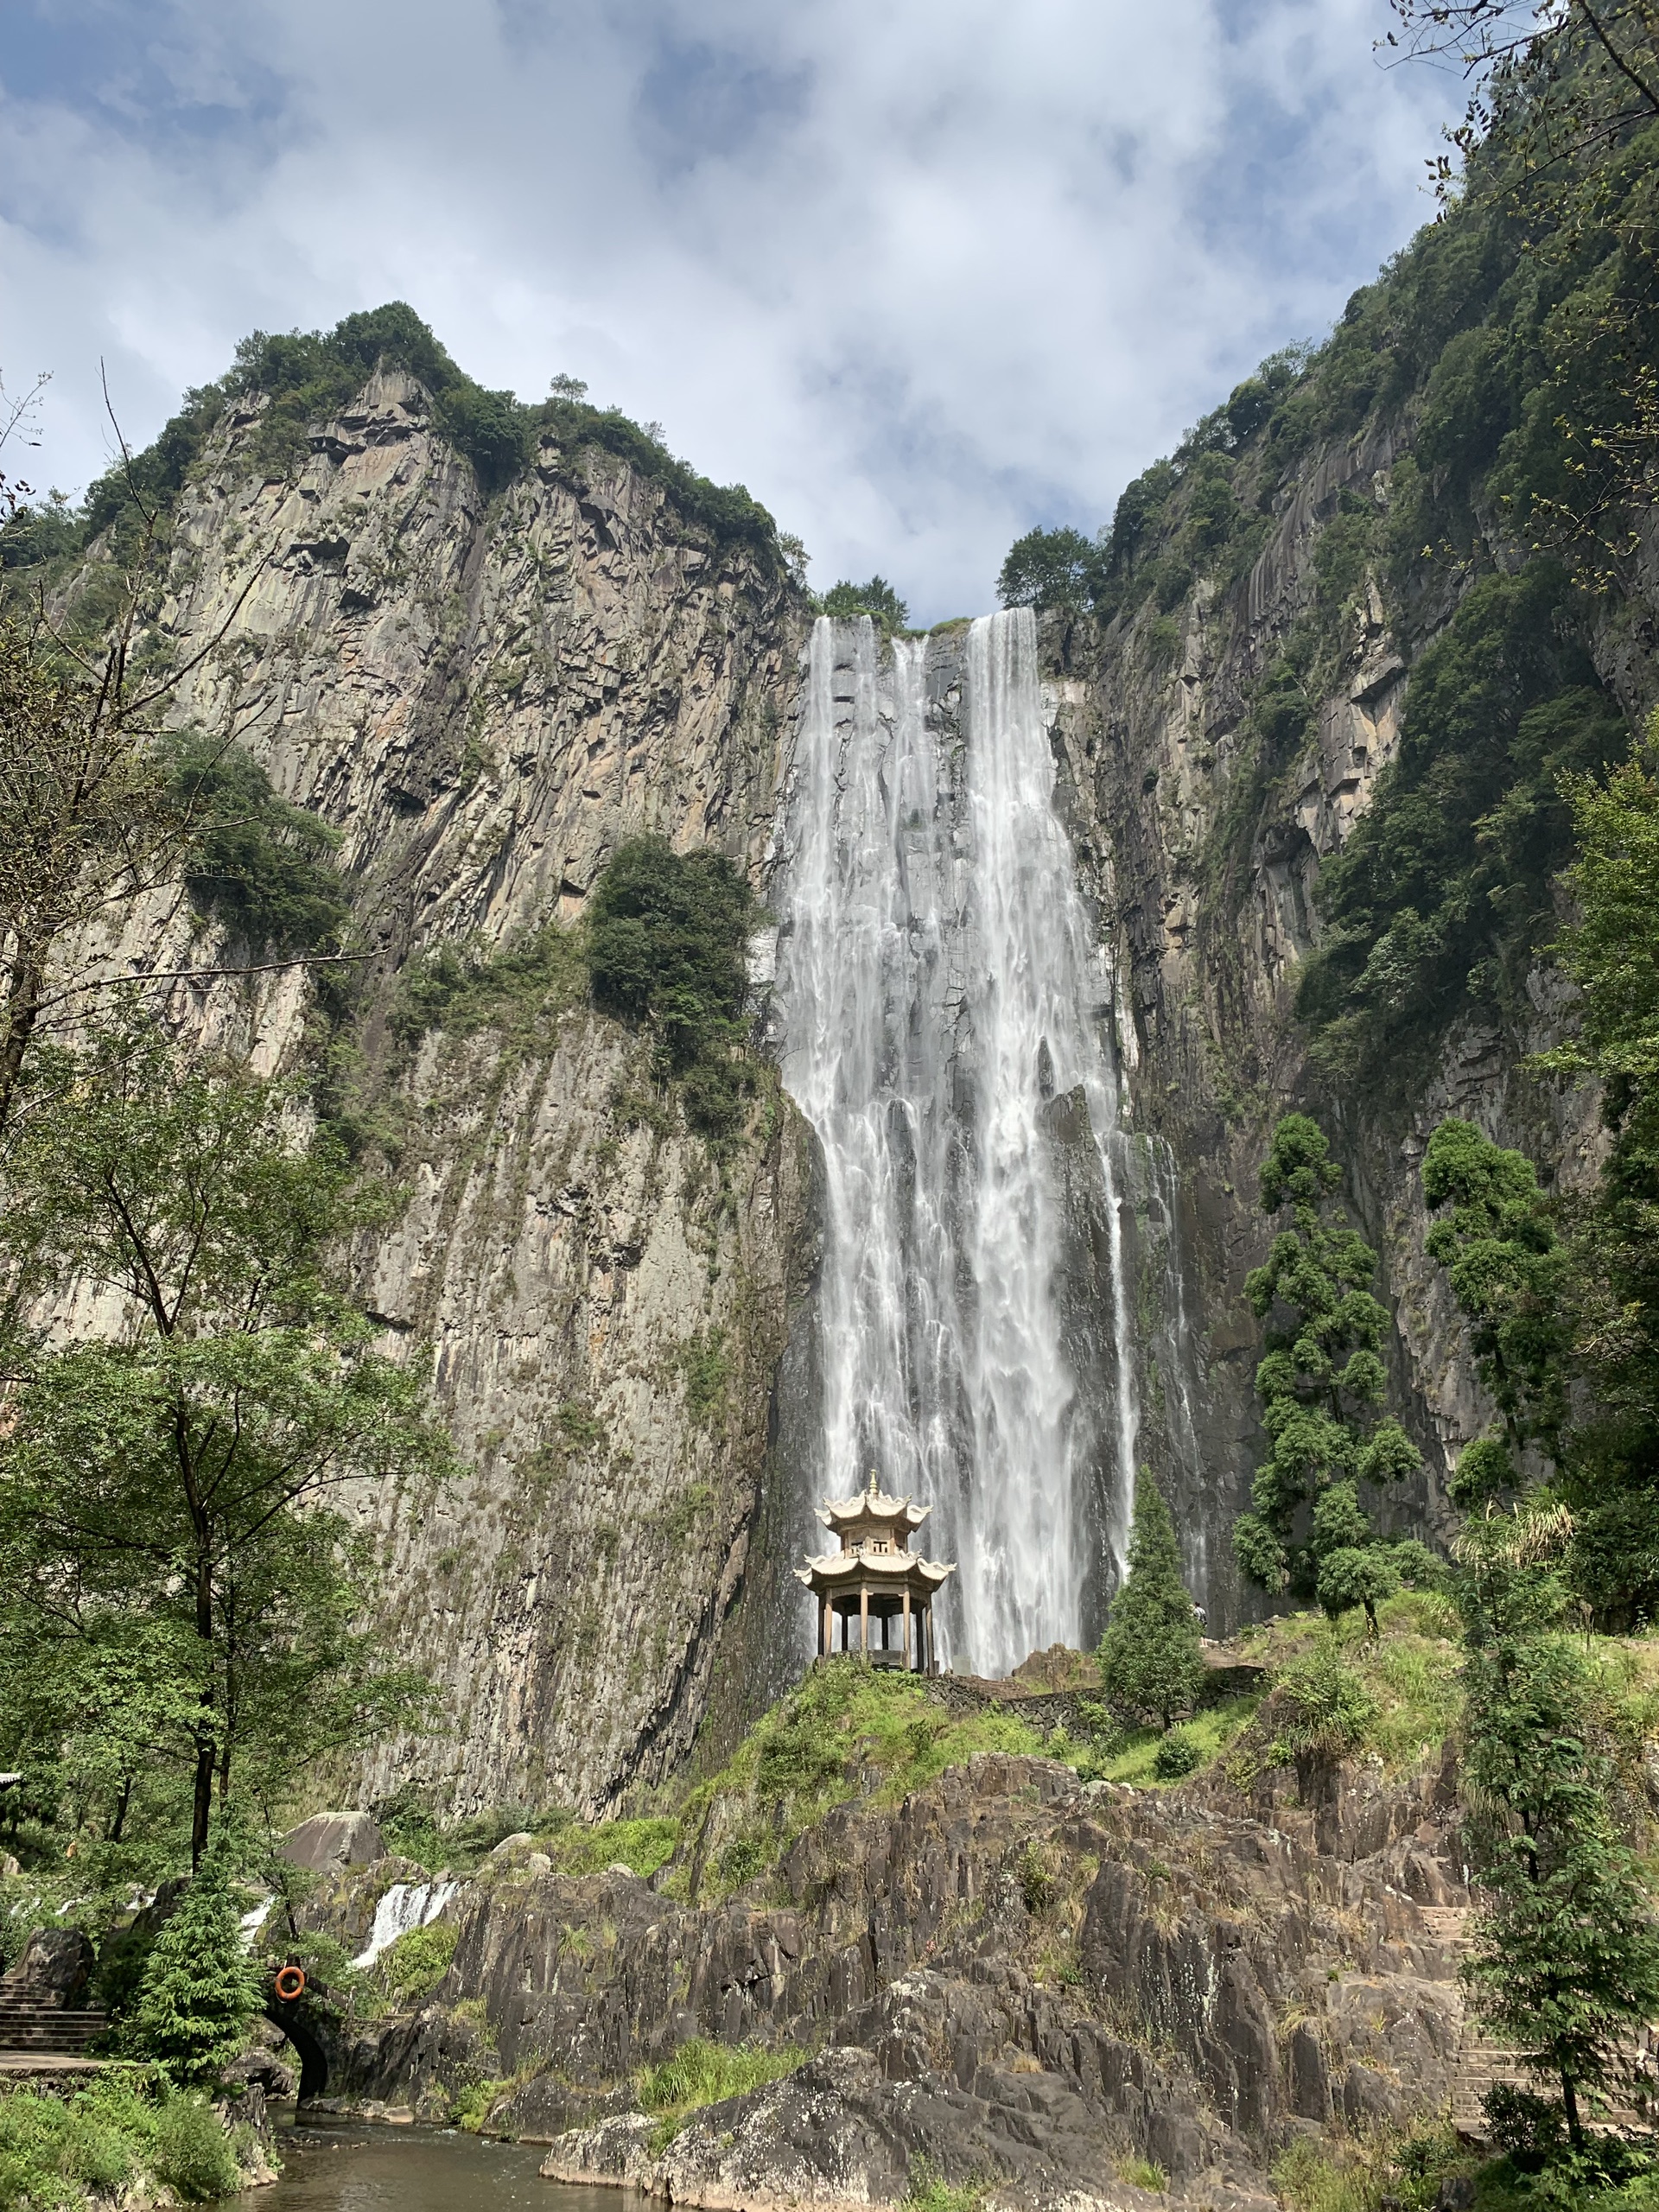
[{"xmin": 777, "ymin": 608, "xmax": 1143, "ymax": 1676}]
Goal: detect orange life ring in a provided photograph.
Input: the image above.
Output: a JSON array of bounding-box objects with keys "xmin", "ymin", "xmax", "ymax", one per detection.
[{"xmin": 274, "ymin": 1965, "xmax": 306, "ymax": 2002}]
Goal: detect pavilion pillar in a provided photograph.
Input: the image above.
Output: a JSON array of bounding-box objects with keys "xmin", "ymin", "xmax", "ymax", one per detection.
[
  {"xmin": 901, "ymin": 1588, "xmax": 912, "ymax": 1671},
  {"xmin": 860, "ymin": 1585, "xmax": 869, "ymax": 1653},
  {"xmin": 820, "ymin": 1593, "xmax": 831, "ymax": 1658}
]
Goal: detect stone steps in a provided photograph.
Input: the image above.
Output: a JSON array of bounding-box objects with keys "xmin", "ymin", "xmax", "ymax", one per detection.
[{"xmin": 0, "ymin": 2000, "xmax": 107, "ymax": 2055}]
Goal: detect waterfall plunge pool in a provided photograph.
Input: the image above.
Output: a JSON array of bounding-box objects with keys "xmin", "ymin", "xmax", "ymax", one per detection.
[{"xmin": 236, "ymin": 2117, "xmax": 618, "ymax": 2212}]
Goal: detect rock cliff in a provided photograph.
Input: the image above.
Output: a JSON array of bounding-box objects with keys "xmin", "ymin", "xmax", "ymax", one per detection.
[
  {"xmin": 291, "ymin": 1734, "xmax": 1475, "ymax": 2210},
  {"xmin": 60, "ymin": 359, "xmax": 820, "ymax": 1815}
]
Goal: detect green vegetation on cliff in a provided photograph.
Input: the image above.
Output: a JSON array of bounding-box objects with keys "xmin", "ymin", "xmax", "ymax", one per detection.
[{"xmin": 0, "ymin": 300, "xmax": 789, "ymax": 588}]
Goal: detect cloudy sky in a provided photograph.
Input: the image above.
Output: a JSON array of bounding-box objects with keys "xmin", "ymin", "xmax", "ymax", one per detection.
[{"xmin": 3, "ymin": 0, "xmax": 1456, "ymax": 622}]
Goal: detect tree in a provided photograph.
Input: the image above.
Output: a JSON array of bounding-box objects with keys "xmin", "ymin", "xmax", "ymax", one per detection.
[
  {"xmin": 1232, "ymin": 1116, "xmax": 1422, "ymax": 1613},
  {"xmin": 1533, "ymin": 734, "xmax": 1659, "ymax": 1620},
  {"xmin": 129, "ymin": 1841, "xmax": 261, "ymax": 2085},
  {"xmin": 995, "ymin": 526, "xmax": 1100, "ymax": 613},
  {"xmin": 1096, "ymin": 1470, "xmax": 1205, "ymax": 1730},
  {"xmin": 1423, "ymin": 1119, "xmax": 1570, "ymax": 1467},
  {"xmin": 1456, "ymin": 1497, "xmax": 1659, "ymax": 2146},
  {"xmin": 0, "ymin": 1028, "xmax": 446, "ymax": 1866},
  {"xmin": 820, "ymin": 576, "xmax": 909, "ymax": 632}
]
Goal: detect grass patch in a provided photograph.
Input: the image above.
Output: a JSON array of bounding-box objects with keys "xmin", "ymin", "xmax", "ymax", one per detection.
[
  {"xmin": 1093, "ymin": 1694, "xmax": 1261, "ymax": 1788},
  {"xmin": 540, "ymin": 1815, "xmax": 680, "ymax": 1882},
  {"xmin": 906, "ymin": 2158, "xmax": 988, "ymax": 2212},
  {"xmin": 671, "ymin": 1660, "xmax": 1044, "ymax": 1900},
  {"xmin": 637, "ymin": 2037, "xmax": 805, "ymax": 2152},
  {"xmin": 1116, "ymin": 2153, "xmax": 1167, "ymax": 2193}
]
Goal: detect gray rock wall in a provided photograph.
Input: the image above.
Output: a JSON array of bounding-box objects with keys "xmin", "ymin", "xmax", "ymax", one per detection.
[{"xmin": 79, "ymin": 367, "xmax": 821, "ymax": 1814}]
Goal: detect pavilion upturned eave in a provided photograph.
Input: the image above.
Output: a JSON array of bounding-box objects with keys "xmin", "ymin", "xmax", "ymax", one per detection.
[{"xmin": 794, "ymin": 1554, "xmax": 956, "ymax": 1594}]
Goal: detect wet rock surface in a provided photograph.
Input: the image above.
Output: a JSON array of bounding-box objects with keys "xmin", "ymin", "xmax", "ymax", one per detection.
[{"xmin": 304, "ymin": 1750, "xmax": 1471, "ymax": 2207}]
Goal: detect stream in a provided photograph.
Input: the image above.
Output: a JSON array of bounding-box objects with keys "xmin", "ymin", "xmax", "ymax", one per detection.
[{"xmin": 235, "ymin": 2118, "xmax": 620, "ymax": 2212}]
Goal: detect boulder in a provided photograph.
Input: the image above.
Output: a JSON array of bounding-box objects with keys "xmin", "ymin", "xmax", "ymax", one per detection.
[
  {"xmin": 281, "ymin": 1812, "xmax": 386, "ymax": 1876},
  {"xmin": 3, "ymin": 1927, "xmax": 95, "ymax": 2007}
]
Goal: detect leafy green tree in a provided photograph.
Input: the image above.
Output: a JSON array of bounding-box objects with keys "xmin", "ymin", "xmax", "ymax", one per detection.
[
  {"xmin": 995, "ymin": 526, "xmax": 1100, "ymax": 613},
  {"xmin": 820, "ymin": 576, "xmax": 908, "ymax": 632},
  {"xmin": 129, "ymin": 1842, "xmax": 260, "ymax": 2085},
  {"xmin": 0, "ymin": 1030, "xmax": 445, "ymax": 1866},
  {"xmin": 1232, "ymin": 1116, "xmax": 1421, "ymax": 1610},
  {"xmin": 1457, "ymin": 1499, "xmax": 1659, "ymax": 2147},
  {"xmin": 1423, "ymin": 1118, "xmax": 1570, "ymax": 1471},
  {"xmin": 1096, "ymin": 1471, "xmax": 1205, "ymax": 1730},
  {"xmin": 1547, "ymin": 738, "xmax": 1659, "ymax": 1586}
]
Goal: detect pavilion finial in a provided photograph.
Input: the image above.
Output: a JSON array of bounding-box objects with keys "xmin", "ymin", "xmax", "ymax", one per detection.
[{"xmin": 868, "ymin": 1467, "xmax": 879, "ymax": 1496}]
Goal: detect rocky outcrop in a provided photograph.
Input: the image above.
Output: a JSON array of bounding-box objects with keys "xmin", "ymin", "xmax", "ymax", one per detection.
[{"xmin": 301, "ymin": 1746, "xmax": 1473, "ymax": 2208}]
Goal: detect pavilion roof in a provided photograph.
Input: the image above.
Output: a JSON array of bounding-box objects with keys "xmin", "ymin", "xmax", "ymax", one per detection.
[
  {"xmin": 794, "ymin": 1551, "xmax": 956, "ymax": 1595},
  {"xmin": 817, "ymin": 1471, "xmax": 930, "ymax": 1536}
]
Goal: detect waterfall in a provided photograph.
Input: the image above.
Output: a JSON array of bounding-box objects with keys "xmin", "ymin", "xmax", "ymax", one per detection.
[
  {"xmin": 351, "ymin": 1878, "xmax": 458, "ymax": 1968},
  {"xmin": 777, "ymin": 607, "xmax": 1141, "ymax": 1677}
]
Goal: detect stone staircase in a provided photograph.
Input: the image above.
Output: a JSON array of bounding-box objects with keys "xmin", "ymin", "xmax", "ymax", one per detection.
[{"xmin": 0, "ymin": 1993, "xmax": 107, "ymax": 2056}]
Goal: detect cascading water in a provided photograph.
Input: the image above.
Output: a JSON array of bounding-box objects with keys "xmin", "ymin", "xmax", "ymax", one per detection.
[{"xmin": 776, "ymin": 607, "xmax": 1142, "ymax": 1676}]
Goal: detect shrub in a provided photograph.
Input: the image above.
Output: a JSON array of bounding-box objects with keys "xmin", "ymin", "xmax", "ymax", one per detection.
[
  {"xmin": 1272, "ymin": 1641, "xmax": 1378, "ymax": 1764},
  {"xmin": 379, "ymin": 1919, "xmax": 459, "ymax": 2005},
  {"xmin": 1152, "ymin": 1726, "xmax": 1204, "ymax": 1780},
  {"xmin": 586, "ymin": 836, "xmax": 759, "ymax": 1136},
  {"xmin": 167, "ymin": 732, "xmax": 350, "ymax": 957},
  {"xmin": 150, "ymin": 2094, "xmax": 241, "ymax": 2202}
]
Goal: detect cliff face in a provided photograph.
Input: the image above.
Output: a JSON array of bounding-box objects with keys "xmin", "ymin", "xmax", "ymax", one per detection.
[
  {"xmin": 295, "ymin": 1738, "xmax": 1473, "ymax": 2212},
  {"xmin": 101, "ymin": 364, "xmax": 819, "ymax": 1815},
  {"xmin": 1044, "ymin": 411, "xmax": 1645, "ymax": 1630}
]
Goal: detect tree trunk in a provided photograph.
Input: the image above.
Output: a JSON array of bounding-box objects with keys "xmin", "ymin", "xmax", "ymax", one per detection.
[
  {"xmin": 0, "ymin": 946, "xmax": 44, "ymax": 1138},
  {"xmin": 1561, "ymin": 2071, "xmax": 1583, "ymax": 2149},
  {"xmin": 190, "ymin": 1525, "xmax": 216, "ymax": 1870}
]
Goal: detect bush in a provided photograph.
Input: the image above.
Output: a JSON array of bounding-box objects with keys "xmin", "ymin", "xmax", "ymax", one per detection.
[
  {"xmin": 378, "ymin": 1919, "xmax": 459, "ymax": 2006},
  {"xmin": 586, "ymin": 836, "xmax": 759, "ymax": 1136},
  {"xmin": 167, "ymin": 732, "xmax": 350, "ymax": 957},
  {"xmin": 1272, "ymin": 1641, "xmax": 1378, "ymax": 1764},
  {"xmin": 150, "ymin": 2095, "xmax": 240, "ymax": 2202},
  {"xmin": 1152, "ymin": 1726, "xmax": 1204, "ymax": 1779}
]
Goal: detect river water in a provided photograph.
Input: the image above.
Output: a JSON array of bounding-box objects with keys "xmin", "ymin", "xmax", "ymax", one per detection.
[{"xmin": 236, "ymin": 2120, "xmax": 619, "ymax": 2212}]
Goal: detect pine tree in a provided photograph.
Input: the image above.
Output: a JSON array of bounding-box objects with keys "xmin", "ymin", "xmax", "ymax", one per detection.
[
  {"xmin": 1097, "ymin": 1471, "xmax": 1205, "ymax": 1731},
  {"xmin": 130, "ymin": 1842, "xmax": 261, "ymax": 2085},
  {"xmin": 1232, "ymin": 1115, "xmax": 1421, "ymax": 1621}
]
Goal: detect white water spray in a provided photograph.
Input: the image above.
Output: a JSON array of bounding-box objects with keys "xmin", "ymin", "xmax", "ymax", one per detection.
[
  {"xmin": 778, "ymin": 608, "xmax": 1141, "ymax": 1675},
  {"xmin": 351, "ymin": 1879, "xmax": 458, "ymax": 1969}
]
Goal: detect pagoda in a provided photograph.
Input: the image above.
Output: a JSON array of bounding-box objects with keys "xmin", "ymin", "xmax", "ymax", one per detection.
[{"xmin": 796, "ymin": 1471, "xmax": 956, "ymax": 1672}]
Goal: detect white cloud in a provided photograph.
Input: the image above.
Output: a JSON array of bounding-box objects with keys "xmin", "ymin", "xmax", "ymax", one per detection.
[{"xmin": 1, "ymin": 0, "xmax": 1452, "ymax": 620}]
